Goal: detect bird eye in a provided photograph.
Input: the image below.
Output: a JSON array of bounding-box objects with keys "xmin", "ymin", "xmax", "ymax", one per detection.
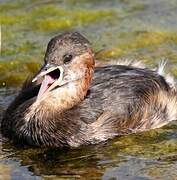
[{"xmin": 63, "ymin": 54, "xmax": 73, "ymax": 64}]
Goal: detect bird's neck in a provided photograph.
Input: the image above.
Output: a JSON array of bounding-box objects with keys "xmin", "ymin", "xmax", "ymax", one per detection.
[
  {"xmin": 46, "ymin": 78, "xmax": 90, "ymax": 111},
  {"xmin": 29, "ymin": 71, "xmax": 93, "ymax": 117}
]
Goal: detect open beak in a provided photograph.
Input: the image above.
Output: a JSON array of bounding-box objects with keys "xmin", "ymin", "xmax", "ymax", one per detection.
[{"xmin": 32, "ymin": 64, "xmax": 64, "ymax": 100}]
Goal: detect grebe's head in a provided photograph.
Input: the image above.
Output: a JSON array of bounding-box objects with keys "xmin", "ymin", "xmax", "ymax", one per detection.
[{"xmin": 33, "ymin": 32, "xmax": 95, "ymax": 100}]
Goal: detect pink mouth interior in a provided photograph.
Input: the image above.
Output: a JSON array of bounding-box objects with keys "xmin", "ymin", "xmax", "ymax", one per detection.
[{"xmin": 37, "ymin": 69, "xmax": 60, "ymax": 99}]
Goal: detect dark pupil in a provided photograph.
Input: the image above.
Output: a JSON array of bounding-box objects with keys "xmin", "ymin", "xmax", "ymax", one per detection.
[{"xmin": 63, "ymin": 54, "xmax": 73, "ymax": 64}]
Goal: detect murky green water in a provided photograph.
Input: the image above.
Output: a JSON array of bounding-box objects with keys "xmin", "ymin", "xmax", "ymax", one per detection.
[{"xmin": 1, "ymin": 0, "xmax": 177, "ymax": 179}]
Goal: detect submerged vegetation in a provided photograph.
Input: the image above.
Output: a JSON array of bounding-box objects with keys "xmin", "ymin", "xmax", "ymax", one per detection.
[
  {"xmin": 0, "ymin": 2, "xmax": 117, "ymax": 86},
  {"xmin": 1, "ymin": 0, "xmax": 177, "ymax": 87}
]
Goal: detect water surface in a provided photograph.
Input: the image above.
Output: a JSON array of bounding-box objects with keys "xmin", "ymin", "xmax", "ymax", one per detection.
[{"xmin": 1, "ymin": 0, "xmax": 177, "ymax": 179}]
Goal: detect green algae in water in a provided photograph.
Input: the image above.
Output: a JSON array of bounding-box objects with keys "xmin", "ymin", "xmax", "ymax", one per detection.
[
  {"xmin": 31, "ymin": 6, "xmax": 116, "ymax": 32},
  {"xmin": 96, "ymin": 30, "xmax": 177, "ymax": 68},
  {"xmin": 0, "ymin": 59, "xmax": 40, "ymax": 87},
  {"xmin": 2, "ymin": 41, "xmax": 40, "ymax": 57},
  {"xmin": 118, "ymin": 31, "xmax": 177, "ymax": 50},
  {"xmin": 0, "ymin": 1, "xmax": 118, "ymax": 87}
]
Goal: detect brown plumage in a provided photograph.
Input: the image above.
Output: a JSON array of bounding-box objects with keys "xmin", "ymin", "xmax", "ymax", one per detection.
[{"xmin": 1, "ymin": 32, "xmax": 177, "ymax": 147}]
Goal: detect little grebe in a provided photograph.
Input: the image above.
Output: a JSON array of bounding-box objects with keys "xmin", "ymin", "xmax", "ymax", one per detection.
[{"xmin": 1, "ymin": 32, "xmax": 177, "ymax": 147}]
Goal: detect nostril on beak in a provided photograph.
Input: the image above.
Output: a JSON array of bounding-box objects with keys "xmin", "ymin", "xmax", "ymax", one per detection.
[{"xmin": 45, "ymin": 64, "xmax": 50, "ymax": 70}]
